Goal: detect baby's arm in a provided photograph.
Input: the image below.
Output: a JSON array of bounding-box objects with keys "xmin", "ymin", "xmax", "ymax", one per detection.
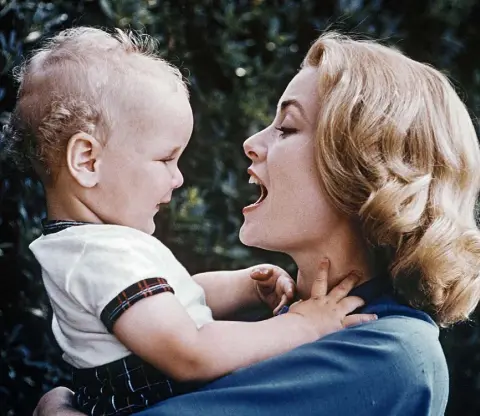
[
  {"xmin": 114, "ymin": 266, "xmax": 375, "ymax": 382},
  {"xmin": 193, "ymin": 267, "xmax": 264, "ymax": 319},
  {"xmin": 193, "ymin": 265, "xmax": 294, "ymax": 319}
]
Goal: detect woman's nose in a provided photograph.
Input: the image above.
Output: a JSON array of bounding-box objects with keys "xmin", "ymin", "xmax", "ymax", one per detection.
[{"xmin": 243, "ymin": 130, "xmax": 267, "ymax": 162}]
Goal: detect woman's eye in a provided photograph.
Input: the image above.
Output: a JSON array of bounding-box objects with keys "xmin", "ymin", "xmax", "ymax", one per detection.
[{"xmin": 275, "ymin": 126, "xmax": 298, "ymax": 138}]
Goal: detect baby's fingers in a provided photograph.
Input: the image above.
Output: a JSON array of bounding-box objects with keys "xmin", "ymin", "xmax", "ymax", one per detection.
[
  {"xmin": 309, "ymin": 259, "xmax": 329, "ymax": 299},
  {"xmin": 273, "ymin": 294, "xmax": 288, "ymax": 315},
  {"xmin": 276, "ymin": 275, "xmax": 295, "ymax": 299},
  {"xmin": 327, "ymin": 272, "xmax": 360, "ymax": 303},
  {"xmin": 337, "ymin": 295, "xmax": 365, "ymax": 314},
  {"xmin": 342, "ymin": 313, "xmax": 378, "ymax": 328},
  {"xmin": 250, "ymin": 267, "xmax": 274, "ymax": 282}
]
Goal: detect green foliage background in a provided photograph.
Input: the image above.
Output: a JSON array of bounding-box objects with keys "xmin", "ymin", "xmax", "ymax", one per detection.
[{"xmin": 1, "ymin": 0, "xmax": 480, "ymax": 414}]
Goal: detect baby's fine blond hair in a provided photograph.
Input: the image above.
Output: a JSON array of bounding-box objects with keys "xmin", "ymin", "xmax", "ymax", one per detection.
[
  {"xmin": 4, "ymin": 27, "xmax": 187, "ymax": 181},
  {"xmin": 304, "ymin": 32, "xmax": 480, "ymax": 326}
]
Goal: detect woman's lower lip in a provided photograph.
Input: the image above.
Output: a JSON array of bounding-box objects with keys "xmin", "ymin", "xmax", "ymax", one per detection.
[{"xmin": 242, "ymin": 201, "xmax": 264, "ymax": 214}]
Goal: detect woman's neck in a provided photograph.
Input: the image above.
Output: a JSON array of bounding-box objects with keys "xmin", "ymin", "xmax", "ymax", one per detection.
[{"xmin": 290, "ymin": 223, "xmax": 374, "ymax": 300}]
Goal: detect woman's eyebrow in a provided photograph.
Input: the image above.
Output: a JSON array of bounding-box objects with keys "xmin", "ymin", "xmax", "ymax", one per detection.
[{"xmin": 279, "ymin": 99, "xmax": 308, "ymax": 121}]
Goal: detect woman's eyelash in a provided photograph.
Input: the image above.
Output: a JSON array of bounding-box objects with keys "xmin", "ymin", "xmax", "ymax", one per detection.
[{"xmin": 275, "ymin": 126, "xmax": 298, "ymax": 137}]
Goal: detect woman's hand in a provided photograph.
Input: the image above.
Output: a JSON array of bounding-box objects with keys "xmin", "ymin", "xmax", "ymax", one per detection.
[
  {"xmin": 250, "ymin": 264, "xmax": 296, "ymax": 315},
  {"xmin": 288, "ymin": 259, "xmax": 376, "ymax": 338},
  {"xmin": 33, "ymin": 387, "xmax": 81, "ymax": 416}
]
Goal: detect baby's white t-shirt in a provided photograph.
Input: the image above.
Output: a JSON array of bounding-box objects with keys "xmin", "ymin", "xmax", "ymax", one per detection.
[{"xmin": 29, "ymin": 223, "xmax": 214, "ymax": 369}]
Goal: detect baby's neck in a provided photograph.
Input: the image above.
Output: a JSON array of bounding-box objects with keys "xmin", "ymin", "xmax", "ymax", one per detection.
[{"xmin": 45, "ymin": 188, "xmax": 103, "ymax": 224}]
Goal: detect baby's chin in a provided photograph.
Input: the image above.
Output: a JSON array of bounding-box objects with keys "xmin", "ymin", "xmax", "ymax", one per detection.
[
  {"xmin": 130, "ymin": 218, "xmax": 156, "ymax": 235},
  {"xmin": 145, "ymin": 220, "xmax": 157, "ymax": 235}
]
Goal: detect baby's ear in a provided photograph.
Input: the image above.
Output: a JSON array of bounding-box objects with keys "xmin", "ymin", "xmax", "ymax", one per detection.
[{"xmin": 66, "ymin": 132, "xmax": 102, "ymax": 187}]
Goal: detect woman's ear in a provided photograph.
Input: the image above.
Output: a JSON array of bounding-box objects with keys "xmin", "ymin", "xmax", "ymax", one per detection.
[{"xmin": 66, "ymin": 132, "xmax": 103, "ymax": 188}]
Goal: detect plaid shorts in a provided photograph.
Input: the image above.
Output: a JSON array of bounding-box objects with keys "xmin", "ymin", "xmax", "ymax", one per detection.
[{"xmin": 73, "ymin": 353, "xmax": 204, "ymax": 415}]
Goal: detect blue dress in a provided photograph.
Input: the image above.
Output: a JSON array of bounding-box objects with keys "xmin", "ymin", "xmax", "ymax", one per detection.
[{"xmin": 136, "ymin": 278, "xmax": 448, "ymax": 416}]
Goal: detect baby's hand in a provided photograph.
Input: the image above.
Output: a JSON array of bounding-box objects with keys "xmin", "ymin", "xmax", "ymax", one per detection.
[
  {"xmin": 250, "ymin": 264, "xmax": 296, "ymax": 315},
  {"xmin": 288, "ymin": 260, "xmax": 377, "ymax": 338}
]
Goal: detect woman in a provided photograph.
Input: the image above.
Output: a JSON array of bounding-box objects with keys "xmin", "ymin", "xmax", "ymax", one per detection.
[{"xmin": 35, "ymin": 32, "xmax": 480, "ymax": 415}]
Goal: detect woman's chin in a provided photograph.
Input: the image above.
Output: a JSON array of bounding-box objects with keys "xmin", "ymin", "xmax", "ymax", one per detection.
[
  {"xmin": 239, "ymin": 222, "xmax": 262, "ymax": 247},
  {"xmin": 239, "ymin": 223, "xmax": 276, "ymax": 251},
  {"xmin": 239, "ymin": 224, "xmax": 253, "ymax": 246}
]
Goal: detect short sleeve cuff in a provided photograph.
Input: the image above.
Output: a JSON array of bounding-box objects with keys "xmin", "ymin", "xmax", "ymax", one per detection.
[{"xmin": 100, "ymin": 278, "xmax": 174, "ymax": 332}]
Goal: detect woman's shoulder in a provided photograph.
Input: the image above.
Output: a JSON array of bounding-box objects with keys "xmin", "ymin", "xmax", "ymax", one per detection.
[
  {"xmin": 336, "ymin": 294, "xmax": 448, "ymax": 378},
  {"xmin": 313, "ymin": 315, "xmax": 448, "ymax": 414},
  {"xmin": 340, "ymin": 314, "xmax": 446, "ymax": 367},
  {"xmin": 351, "ymin": 288, "xmax": 445, "ymax": 359}
]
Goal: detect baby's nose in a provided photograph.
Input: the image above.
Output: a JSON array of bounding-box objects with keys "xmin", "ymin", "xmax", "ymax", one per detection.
[{"xmin": 172, "ymin": 168, "xmax": 184, "ymax": 189}]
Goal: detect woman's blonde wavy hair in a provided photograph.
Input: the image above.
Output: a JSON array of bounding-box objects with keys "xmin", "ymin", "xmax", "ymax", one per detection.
[{"xmin": 303, "ymin": 32, "xmax": 480, "ymax": 326}]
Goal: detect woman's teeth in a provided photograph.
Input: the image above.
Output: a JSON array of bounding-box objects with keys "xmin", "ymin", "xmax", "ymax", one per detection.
[
  {"xmin": 248, "ymin": 175, "xmax": 268, "ymax": 205},
  {"xmin": 243, "ymin": 175, "xmax": 268, "ymax": 213}
]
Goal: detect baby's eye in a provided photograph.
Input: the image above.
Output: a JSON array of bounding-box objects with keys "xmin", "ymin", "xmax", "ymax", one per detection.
[{"xmin": 275, "ymin": 126, "xmax": 298, "ymax": 138}]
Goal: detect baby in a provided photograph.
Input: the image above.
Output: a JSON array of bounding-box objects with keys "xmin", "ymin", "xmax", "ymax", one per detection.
[{"xmin": 5, "ymin": 27, "xmax": 374, "ymax": 415}]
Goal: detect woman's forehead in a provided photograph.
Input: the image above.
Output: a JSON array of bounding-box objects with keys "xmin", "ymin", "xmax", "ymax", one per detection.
[{"xmin": 278, "ymin": 67, "xmax": 319, "ymax": 123}]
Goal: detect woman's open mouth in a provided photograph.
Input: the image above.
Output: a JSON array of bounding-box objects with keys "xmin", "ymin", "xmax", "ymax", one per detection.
[{"xmin": 243, "ymin": 173, "xmax": 268, "ymax": 214}]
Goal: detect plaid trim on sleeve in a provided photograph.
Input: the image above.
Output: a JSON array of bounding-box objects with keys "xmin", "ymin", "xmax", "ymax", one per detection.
[{"xmin": 100, "ymin": 278, "xmax": 174, "ymax": 332}]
